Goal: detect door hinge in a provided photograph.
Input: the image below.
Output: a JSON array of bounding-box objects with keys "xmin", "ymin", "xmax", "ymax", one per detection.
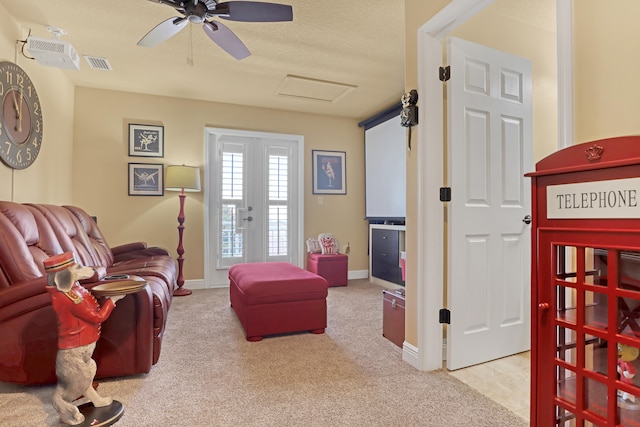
[
  {"xmin": 439, "ymin": 308, "xmax": 451, "ymax": 324},
  {"xmin": 439, "ymin": 65, "xmax": 451, "ymax": 82},
  {"xmin": 440, "ymin": 187, "xmax": 451, "ymax": 202}
]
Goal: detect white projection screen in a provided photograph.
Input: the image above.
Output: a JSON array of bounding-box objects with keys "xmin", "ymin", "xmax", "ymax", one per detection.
[{"xmin": 362, "ymin": 107, "xmax": 406, "ymax": 221}]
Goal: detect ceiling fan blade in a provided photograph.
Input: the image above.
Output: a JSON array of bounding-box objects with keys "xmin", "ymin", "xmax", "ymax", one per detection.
[
  {"xmin": 216, "ymin": 1, "xmax": 293, "ymax": 22},
  {"xmin": 137, "ymin": 17, "xmax": 188, "ymax": 47},
  {"xmin": 203, "ymin": 20, "xmax": 251, "ymax": 60},
  {"xmin": 148, "ymin": 0, "xmax": 182, "ymax": 8}
]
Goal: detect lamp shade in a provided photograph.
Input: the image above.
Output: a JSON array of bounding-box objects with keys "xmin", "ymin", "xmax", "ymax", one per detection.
[{"xmin": 165, "ymin": 165, "xmax": 201, "ymax": 192}]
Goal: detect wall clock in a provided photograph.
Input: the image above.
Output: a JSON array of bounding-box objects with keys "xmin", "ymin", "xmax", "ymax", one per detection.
[{"xmin": 0, "ymin": 62, "xmax": 43, "ymax": 169}]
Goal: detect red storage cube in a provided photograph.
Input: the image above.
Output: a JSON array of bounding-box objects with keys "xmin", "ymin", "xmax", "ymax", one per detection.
[{"xmin": 306, "ymin": 253, "xmax": 348, "ymax": 287}]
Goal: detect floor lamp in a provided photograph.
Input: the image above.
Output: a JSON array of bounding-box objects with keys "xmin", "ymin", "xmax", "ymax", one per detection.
[{"xmin": 165, "ymin": 165, "xmax": 201, "ymax": 296}]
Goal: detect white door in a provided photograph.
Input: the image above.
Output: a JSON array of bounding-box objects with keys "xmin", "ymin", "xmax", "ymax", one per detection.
[
  {"xmin": 446, "ymin": 37, "xmax": 532, "ymax": 370},
  {"xmin": 204, "ymin": 128, "xmax": 304, "ymax": 287}
]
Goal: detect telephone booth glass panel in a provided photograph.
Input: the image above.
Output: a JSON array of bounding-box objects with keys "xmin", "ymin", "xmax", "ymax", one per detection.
[{"xmin": 550, "ymin": 243, "xmax": 640, "ymax": 426}]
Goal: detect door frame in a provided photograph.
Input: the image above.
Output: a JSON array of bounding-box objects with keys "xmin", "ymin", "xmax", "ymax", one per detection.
[
  {"xmin": 410, "ymin": 0, "xmax": 574, "ymax": 371},
  {"xmin": 203, "ymin": 127, "xmax": 305, "ymax": 288}
]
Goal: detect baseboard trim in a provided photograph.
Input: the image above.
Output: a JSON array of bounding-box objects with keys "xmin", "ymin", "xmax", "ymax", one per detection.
[
  {"xmin": 402, "ymin": 341, "xmax": 420, "ymax": 369},
  {"xmin": 348, "ymin": 270, "xmax": 368, "ymax": 280},
  {"xmin": 181, "ymin": 279, "xmax": 208, "ymax": 290}
]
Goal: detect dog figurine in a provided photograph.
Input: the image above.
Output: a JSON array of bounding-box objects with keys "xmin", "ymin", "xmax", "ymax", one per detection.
[{"xmin": 44, "ymin": 252, "xmax": 123, "ymax": 425}]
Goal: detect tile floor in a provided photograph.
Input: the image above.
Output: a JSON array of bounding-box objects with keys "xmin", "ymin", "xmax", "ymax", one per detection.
[{"xmin": 448, "ymin": 351, "xmax": 531, "ymax": 421}]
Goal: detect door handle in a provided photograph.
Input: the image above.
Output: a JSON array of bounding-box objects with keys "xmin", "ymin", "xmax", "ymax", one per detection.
[
  {"xmin": 538, "ymin": 302, "xmax": 550, "ymax": 312},
  {"xmin": 236, "ymin": 207, "xmax": 253, "ymax": 230},
  {"xmin": 522, "ymin": 214, "xmax": 532, "ymax": 225}
]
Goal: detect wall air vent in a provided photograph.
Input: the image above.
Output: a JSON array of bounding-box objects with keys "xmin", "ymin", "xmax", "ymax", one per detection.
[{"xmin": 83, "ymin": 56, "xmax": 113, "ymax": 71}]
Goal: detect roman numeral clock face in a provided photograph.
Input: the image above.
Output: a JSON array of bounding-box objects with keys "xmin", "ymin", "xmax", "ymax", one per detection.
[{"xmin": 0, "ymin": 62, "xmax": 43, "ymax": 169}]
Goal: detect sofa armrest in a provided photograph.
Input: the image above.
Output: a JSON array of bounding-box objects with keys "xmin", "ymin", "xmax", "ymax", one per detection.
[
  {"xmin": 94, "ymin": 284, "xmax": 154, "ymax": 379},
  {"xmin": 111, "ymin": 242, "xmax": 148, "ymax": 256},
  {"xmin": 112, "ymin": 244, "xmax": 171, "ymax": 263},
  {"xmin": 0, "ymin": 277, "xmax": 48, "ymax": 311}
]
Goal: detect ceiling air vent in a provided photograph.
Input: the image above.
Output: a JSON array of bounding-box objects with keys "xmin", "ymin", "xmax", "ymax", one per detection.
[{"xmin": 83, "ymin": 56, "xmax": 113, "ymax": 71}]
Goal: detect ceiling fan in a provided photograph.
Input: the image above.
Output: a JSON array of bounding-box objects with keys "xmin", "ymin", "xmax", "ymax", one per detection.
[{"xmin": 138, "ymin": 0, "xmax": 293, "ymax": 60}]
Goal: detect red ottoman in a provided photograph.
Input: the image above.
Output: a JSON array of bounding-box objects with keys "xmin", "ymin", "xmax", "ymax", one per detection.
[
  {"xmin": 307, "ymin": 253, "xmax": 348, "ymax": 287},
  {"xmin": 228, "ymin": 262, "xmax": 328, "ymax": 341}
]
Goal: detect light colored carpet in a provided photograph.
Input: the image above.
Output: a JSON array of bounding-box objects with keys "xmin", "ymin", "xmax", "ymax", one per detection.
[{"xmin": 0, "ymin": 279, "xmax": 527, "ymax": 426}]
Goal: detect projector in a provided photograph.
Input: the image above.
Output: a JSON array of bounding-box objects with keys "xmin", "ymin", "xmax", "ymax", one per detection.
[{"xmin": 26, "ymin": 36, "xmax": 80, "ymax": 70}]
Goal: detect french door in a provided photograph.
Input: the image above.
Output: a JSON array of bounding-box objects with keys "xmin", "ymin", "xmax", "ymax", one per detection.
[{"xmin": 204, "ymin": 128, "xmax": 304, "ymax": 287}]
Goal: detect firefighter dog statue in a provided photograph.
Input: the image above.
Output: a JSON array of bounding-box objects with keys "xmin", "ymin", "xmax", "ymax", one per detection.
[{"xmin": 44, "ymin": 252, "xmax": 124, "ymax": 425}]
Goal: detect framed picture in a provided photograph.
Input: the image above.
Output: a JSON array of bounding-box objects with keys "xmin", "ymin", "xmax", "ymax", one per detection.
[
  {"xmin": 312, "ymin": 150, "xmax": 346, "ymax": 195},
  {"xmin": 128, "ymin": 124, "xmax": 164, "ymax": 157},
  {"xmin": 128, "ymin": 163, "xmax": 164, "ymax": 196}
]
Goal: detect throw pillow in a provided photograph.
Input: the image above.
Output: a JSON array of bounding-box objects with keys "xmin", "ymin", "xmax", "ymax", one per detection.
[{"xmin": 318, "ymin": 233, "xmax": 339, "ymax": 254}]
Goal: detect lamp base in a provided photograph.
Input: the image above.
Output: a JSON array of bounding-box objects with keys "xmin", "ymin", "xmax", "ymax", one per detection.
[{"xmin": 173, "ymin": 287, "xmax": 193, "ymax": 297}]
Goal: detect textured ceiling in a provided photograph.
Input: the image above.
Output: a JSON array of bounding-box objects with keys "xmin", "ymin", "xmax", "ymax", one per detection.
[{"xmin": 1, "ymin": 0, "xmax": 406, "ymax": 120}]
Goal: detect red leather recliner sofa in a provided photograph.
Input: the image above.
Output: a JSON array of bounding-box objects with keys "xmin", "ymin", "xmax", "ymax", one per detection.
[{"xmin": 0, "ymin": 201, "xmax": 176, "ymax": 385}]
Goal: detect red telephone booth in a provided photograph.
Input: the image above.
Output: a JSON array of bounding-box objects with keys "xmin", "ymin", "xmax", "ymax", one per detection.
[{"xmin": 528, "ymin": 136, "xmax": 640, "ymax": 426}]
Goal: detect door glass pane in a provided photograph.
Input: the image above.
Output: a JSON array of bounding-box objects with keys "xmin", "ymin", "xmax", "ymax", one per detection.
[
  {"xmin": 557, "ymin": 284, "xmax": 577, "ymax": 325},
  {"xmin": 557, "ymin": 366, "xmax": 577, "ymax": 405},
  {"xmin": 592, "ymin": 248, "xmax": 609, "ymax": 286},
  {"xmin": 220, "ymin": 148, "xmax": 245, "ymax": 262},
  {"xmin": 555, "ymin": 406, "xmax": 576, "ymax": 426},
  {"xmin": 618, "ymin": 388, "xmax": 640, "ymax": 424},
  {"xmin": 619, "ymin": 250, "xmax": 640, "ymax": 288},
  {"xmin": 617, "ymin": 342, "xmax": 640, "ymax": 421},
  {"xmin": 268, "ymin": 206, "xmax": 287, "ymax": 256},
  {"xmin": 584, "ymin": 377, "xmax": 607, "ymax": 419},
  {"xmin": 585, "ymin": 289, "xmax": 608, "ymax": 332},
  {"xmin": 585, "ymin": 336, "xmax": 607, "ymax": 377},
  {"xmin": 267, "ymin": 154, "xmax": 288, "ymax": 257},
  {"xmin": 557, "ymin": 245, "xmax": 578, "ymax": 283},
  {"xmin": 618, "ymin": 251, "xmax": 640, "ymax": 339},
  {"xmin": 557, "ymin": 326, "xmax": 577, "ymax": 367},
  {"xmin": 619, "ymin": 295, "xmax": 640, "ymax": 339},
  {"xmin": 221, "ymin": 204, "xmax": 242, "ymax": 258},
  {"xmin": 268, "ymin": 154, "xmax": 287, "ymax": 201},
  {"xmin": 222, "ymin": 152, "xmax": 243, "ymax": 200}
]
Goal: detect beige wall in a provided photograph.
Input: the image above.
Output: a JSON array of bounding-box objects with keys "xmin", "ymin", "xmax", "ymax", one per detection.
[
  {"xmin": 73, "ymin": 87, "xmax": 369, "ymax": 282},
  {"xmin": 574, "ymin": 1, "xmax": 640, "ymax": 143},
  {"xmin": 0, "ymin": 5, "xmax": 75, "ymax": 204},
  {"xmin": 1, "ymin": 3, "xmax": 370, "ymax": 283},
  {"xmin": 403, "ymin": 0, "xmax": 558, "ymax": 346}
]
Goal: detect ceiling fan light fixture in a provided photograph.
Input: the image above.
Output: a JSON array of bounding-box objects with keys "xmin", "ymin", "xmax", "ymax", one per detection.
[{"xmin": 185, "ymin": 1, "xmax": 208, "ymax": 24}]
